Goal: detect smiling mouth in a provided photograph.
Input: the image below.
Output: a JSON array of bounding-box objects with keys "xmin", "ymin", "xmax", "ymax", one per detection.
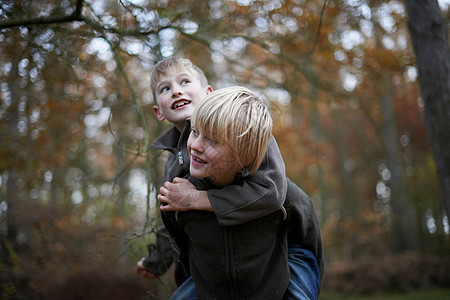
[
  {"xmin": 192, "ymin": 154, "xmax": 207, "ymax": 165},
  {"xmin": 172, "ymin": 100, "xmax": 191, "ymax": 109}
]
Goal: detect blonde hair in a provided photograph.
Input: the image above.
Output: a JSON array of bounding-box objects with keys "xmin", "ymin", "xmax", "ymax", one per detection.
[
  {"xmin": 191, "ymin": 86, "xmax": 273, "ymax": 174},
  {"xmin": 150, "ymin": 56, "xmax": 209, "ymax": 105}
]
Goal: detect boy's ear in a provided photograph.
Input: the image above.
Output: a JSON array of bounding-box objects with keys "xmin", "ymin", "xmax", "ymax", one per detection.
[{"xmin": 153, "ymin": 105, "xmax": 166, "ymax": 122}]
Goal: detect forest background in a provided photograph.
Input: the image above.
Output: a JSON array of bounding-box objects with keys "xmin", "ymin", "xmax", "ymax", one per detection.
[{"xmin": 1, "ymin": 0, "xmax": 449, "ymax": 299}]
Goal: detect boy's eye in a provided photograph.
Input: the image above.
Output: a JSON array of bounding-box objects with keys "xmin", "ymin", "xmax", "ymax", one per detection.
[
  {"xmin": 206, "ymin": 137, "xmax": 218, "ymax": 145},
  {"xmin": 190, "ymin": 128, "xmax": 198, "ymax": 137},
  {"xmin": 160, "ymin": 86, "xmax": 170, "ymax": 93},
  {"xmin": 181, "ymin": 79, "xmax": 190, "ymax": 85}
]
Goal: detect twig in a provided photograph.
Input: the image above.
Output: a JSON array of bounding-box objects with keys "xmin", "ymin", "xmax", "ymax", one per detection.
[
  {"xmin": 310, "ymin": 0, "xmax": 328, "ymax": 58},
  {"xmin": 0, "ymin": 0, "xmax": 84, "ymax": 30}
]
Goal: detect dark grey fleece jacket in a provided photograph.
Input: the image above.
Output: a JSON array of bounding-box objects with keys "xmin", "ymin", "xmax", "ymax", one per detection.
[
  {"xmin": 143, "ymin": 121, "xmax": 324, "ymax": 296},
  {"xmin": 167, "ymin": 176, "xmax": 290, "ymax": 299}
]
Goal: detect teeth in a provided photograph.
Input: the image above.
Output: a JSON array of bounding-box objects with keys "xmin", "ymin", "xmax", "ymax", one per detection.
[
  {"xmin": 173, "ymin": 100, "xmax": 190, "ymax": 109},
  {"xmin": 193, "ymin": 156, "xmax": 206, "ymax": 164}
]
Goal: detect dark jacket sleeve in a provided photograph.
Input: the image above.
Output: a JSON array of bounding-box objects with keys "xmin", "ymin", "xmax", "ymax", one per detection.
[
  {"xmin": 284, "ymin": 178, "xmax": 325, "ymax": 289},
  {"xmin": 207, "ymin": 136, "xmax": 287, "ymax": 226},
  {"xmin": 142, "ymin": 226, "xmax": 175, "ymax": 276}
]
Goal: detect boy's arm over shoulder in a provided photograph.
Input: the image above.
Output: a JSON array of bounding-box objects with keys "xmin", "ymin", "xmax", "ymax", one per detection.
[{"xmin": 208, "ymin": 136, "xmax": 287, "ymax": 226}]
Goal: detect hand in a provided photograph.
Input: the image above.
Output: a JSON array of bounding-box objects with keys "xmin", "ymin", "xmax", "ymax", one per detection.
[
  {"xmin": 159, "ymin": 177, "xmax": 213, "ymax": 211},
  {"xmin": 159, "ymin": 177, "xmax": 198, "ymax": 211},
  {"xmin": 136, "ymin": 258, "xmax": 157, "ymax": 280}
]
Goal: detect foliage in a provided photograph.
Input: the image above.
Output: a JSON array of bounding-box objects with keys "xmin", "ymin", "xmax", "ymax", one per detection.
[
  {"xmin": 321, "ymin": 288, "xmax": 450, "ymax": 300},
  {"xmin": 323, "ymin": 252, "xmax": 450, "ymax": 294},
  {"xmin": 0, "ymin": 0, "xmax": 449, "ymax": 297}
]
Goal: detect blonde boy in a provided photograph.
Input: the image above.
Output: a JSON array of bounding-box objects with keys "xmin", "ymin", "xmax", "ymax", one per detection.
[
  {"xmin": 151, "ymin": 57, "xmax": 212, "ymax": 132},
  {"xmin": 189, "ymin": 86, "xmax": 273, "ymax": 185},
  {"xmin": 137, "ymin": 57, "xmax": 323, "ymax": 299},
  {"xmin": 137, "ymin": 56, "xmax": 287, "ymax": 281},
  {"xmin": 164, "ymin": 86, "xmax": 290, "ymax": 299}
]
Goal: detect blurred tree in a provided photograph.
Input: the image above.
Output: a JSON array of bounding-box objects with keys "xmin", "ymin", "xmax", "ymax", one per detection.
[
  {"xmin": 380, "ymin": 84, "xmax": 417, "ymax": 251},
  {"xmin": 404, "ymin": 0, "xmax": 450, "ymax": 219}
]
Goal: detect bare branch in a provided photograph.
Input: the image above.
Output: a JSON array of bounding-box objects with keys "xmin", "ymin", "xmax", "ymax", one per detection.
[
  {"xmin": 176, "ymin": 29, "xmax": 345, "ymax": 97},
  {"xmin": 233, "ymin": 34, "xmax": 342, "ymax": 96},
  {"xmin": 106, "ymin": 38, "xmax": 154, "ymax": 225},
  {"xmin": 309, "ymin": 0, "xmax": 328, "ymax": 58},
  {"xmin": 0, "ymin": 0, "xmax": 84, "ymax": 30}
]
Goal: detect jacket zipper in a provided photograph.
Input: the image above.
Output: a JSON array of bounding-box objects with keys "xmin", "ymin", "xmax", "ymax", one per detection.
[
  {"xmin": 178, "ymin": 151, "xmax": 183, "ymax": 165},
  {"xmin": 224, "ymin": 227, "xmax": 238, "ymax": 299}
]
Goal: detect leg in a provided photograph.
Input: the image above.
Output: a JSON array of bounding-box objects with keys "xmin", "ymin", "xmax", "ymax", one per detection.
[
  {"xmin": 170, "ymin": 276, "xmax": 196, "ymax": 300},
  {"xmin": 283, "ymin": 243, "xmax": 320, "ymax": 300}
]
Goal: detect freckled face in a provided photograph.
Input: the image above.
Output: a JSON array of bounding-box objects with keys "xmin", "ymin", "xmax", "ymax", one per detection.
[
  {"xmin": 187, "ymin": 128, "xmax": 241, "ymax": 187},
  {"xmin": 153, "ymin": 71, "xmax": 212, "ymax": 130}
]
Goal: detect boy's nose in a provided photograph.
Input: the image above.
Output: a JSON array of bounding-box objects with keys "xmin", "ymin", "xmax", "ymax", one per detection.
[
  {"xmin": 191, "ymin": 138, "xmax": 204, "ymax": 152},
  {"xmin": 172, "ymin": 87, "xmax": 183, "ymax": 97}
]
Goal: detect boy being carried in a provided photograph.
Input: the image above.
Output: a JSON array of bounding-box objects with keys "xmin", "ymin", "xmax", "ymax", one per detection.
[
  {"xmin": 168, "ymin": 86, "xmax": 290, "ymax": 298},
  {"xmin": 136, "ymin": 57, "xmax": 323, "ymax": 299}
]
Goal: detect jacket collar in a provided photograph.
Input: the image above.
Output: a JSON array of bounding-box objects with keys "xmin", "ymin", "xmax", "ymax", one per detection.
[{"xmin": 151, "ymin": 119, "xmax": 192, "ymax": 154}]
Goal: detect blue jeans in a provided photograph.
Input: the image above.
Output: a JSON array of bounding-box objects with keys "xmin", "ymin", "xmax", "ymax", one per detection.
[
  {"xmin": 282, "ymin": 244, "xmax": 320, "ymax": 300},
  {"xmin": 170, "ymin": 244, "xmax": 320, "ymax": 300},
  {"xmin": 170, "ymin": 276, "xmax": 196, "ymax": 300}
]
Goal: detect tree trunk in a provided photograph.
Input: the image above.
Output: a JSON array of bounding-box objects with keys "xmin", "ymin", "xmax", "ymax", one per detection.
[
  {"xmin": 380, "ymin": 87, "xmax": 417, "ymax": 251},
  {"xmin": 6, "ymin": 45, "xmax": 20, "ymax": 244},
  {"xmin": 333, "ymin": 107, "xmax": 356, "ymax": 219},
  {"xmin": 311, "ymin": 100, "xmax": 327, "ymax": 225},
  {"xmin": 404, "ymin": 0, "xmax": 450, "ymax": 218}
]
